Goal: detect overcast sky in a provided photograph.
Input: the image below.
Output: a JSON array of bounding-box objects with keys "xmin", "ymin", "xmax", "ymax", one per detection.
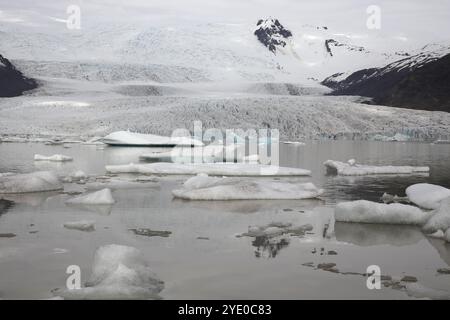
[{"xmin": 1, "ymin": 0, "xmax": 450, "ymax": 43}]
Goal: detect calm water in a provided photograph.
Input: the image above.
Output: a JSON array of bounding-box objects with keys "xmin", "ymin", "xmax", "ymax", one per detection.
[{"xmin": 0, "ymin": 141, "xmax": 449, "ymax": 299}]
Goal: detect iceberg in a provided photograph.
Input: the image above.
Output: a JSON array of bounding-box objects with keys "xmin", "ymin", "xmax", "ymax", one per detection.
[
  {"xmin": 324, "ymin": 159, "xmax": 429, "ymax": 176},
  {"xmin": 56, "ymin": 244, "xmax": 164, "ymax": 300},
  {"xmin": 0, "ymin": 171, "xmax": 63, "ymax": 194},
  {"xmin": 34, "ymin": 154, "xmax": 73, "ymax": 162},
  {"xmin": 335, "ymin": 200, "xmax": 430, "ymax": 225},
  {"xmin": 406, "ymin": 183, "xmax": 450, "ymax": 210},
  {"xmin": 172, "ymin": 174, "xmax": 323, "ymax": 200},
  {"xmin": 422, "ymin": 197, "xmax": 450, "ymax": 234},
  {"xmin": 102, "ymin": 131, "xmax": 203, "ymax": 147},
  {"xmin": 106, "ymin": 162, "xmax": 311, "ymax": 176},
  {"xmin": 66, "ymin": 188, "xmax": 115, "ymax": 205},
  {"xmin": 63, "ymin": 220, "xmax": 95, "ymax": 232}
]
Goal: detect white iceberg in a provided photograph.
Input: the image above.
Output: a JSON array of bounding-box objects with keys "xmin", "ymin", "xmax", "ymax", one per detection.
[
  {"xmin": 66, "ymin": 188, "xmax": 115, "ymax": 205},
  {"xmin": 34, "ymin": 154, "xmax": 73, "ymax": 162},
  {"xmin": 406, "ymin": 183, "xmax": 450, "ymax": 210},
  {"xmin": 422, "ymin": 197, "xmax": 450, "ymax": 235},
  {"xmin": 63, "ymin": 220, "xmax": 95, "ymax": 232},
  {"xmin": 102, "ymin": 131, "xmax": 203, "ymax": 147},
  {"xmin": 335, "ymin": 200, "xmax": 430, "ymax": 225},
  {"xmin": 56, "ymin": 244, "xmax": 164, "ymax": 300},
  {"xmin": 106, "ymin": 162, "xmax": 311, "ymax": 176},
  {"xmin": 0, "ymin": 171, "xmax": 63, "ymax": 194},
  {"xmin": 172, "ymin": 174, "xmax": 323, "ymax": 200},
  {"xmin": 324, "ymin": 159, "xmax": 429, "ymax": 176}
]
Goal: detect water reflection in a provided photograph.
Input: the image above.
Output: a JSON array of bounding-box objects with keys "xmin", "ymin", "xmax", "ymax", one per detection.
[
  {"xmin": 334, "ymin": 222, "xmax": 423, "ymax": 247},
  {"xmin": 0, "ymin": 199, "xmax": 14, "ymax": 216},
  {"xmin": 0, "ymin": 191, "xmax": 59, "ymax": 207},
  {"xmin": 253, "ymin": 235, "xmax": 290, "ymax": 259},
  {"xmin": 65, "ymin": 203, "xmax": 113, "ymax": 215},
  {"xmin": 426, "ymin": 237, "xmax": 450, "ymax": 266},
  {"xmin": 171, "ymin": 198, "xmax": 324, "ymax": 214}
]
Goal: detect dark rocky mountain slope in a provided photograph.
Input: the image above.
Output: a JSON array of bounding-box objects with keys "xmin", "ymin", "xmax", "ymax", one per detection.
[
  {"xmin": 322, "ymin": 49, "xmax": 450, "ymax": 112},
  {"xmin": 0, "ymin": 54, "xmax": 38, "ymax": 97}
]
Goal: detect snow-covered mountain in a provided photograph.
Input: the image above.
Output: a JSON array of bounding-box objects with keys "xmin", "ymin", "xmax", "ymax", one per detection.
[
  {"xmin": 0, "ymin": 16, "xmax": 427, "ymax": 84},
  {"xmin": 254, "ymin": 18, "xmax": 293, "ymax": 54},
  {"xmin": 322, "ymin": 44, "xmax": 450, "ymax": 111},
  {"xmin": 0, "ymin": 53, "xmax": 37, "ymax": 97}
]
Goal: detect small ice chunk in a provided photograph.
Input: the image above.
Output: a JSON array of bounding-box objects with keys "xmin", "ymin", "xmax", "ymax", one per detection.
[
  {"xmin": 106, "ymin": 162, "xmax": 311, "ymax": 176},
  {"xmin": 66, "ymin": 188, "xmax": 115, "ymax": 205},
  {"xmin": 242, "ymin": 222, "xmax": 312, "ymax": 238},
  {"xmin": 63, "ymin": 220, "xmax": 95, "ymax": 232},
  {"xmin": 347, "ymin": 159, "xmax": 356, "ymax": 166},
  {"xmin": 56, "ymin": 244, "xmax": 164, "ymax": 299},
  {"xmin": 335, "ymin": 200, "xmax": 430, "ymax": 225},
  {"xmin": 173, "ymin": 175, "xmax": 323, "ymax": 200},
  {"xmin": 34, "ymin": 154, "xmax": 73, "ymax": 162},
  {"xmin": 406, "ymin": 183, "xmax": 450, "ymax": 210},
  {"xmin": 324, "ymin": 160, "xmax": 429, "ymax": 176},
  {"xmin": 0, "ymin": 171, "xmax": 62, "ymax": 193}
]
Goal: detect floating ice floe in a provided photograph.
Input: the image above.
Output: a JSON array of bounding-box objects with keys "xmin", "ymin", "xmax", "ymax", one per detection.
[
  {"xmin": 102, "ymin": 131, "xmax": 203, "ymax": 147},
  {"xmin": 172, "ymin": 174, "xmax": 323, "ymax": 200},
  {"xmin": 335, "ymin": 200, "xmax": 430, "ymax": 225},
  {"xmin": 34, "ymin": 154, "xmax": 73, "ymax": 162},
  {"xmin": 405, "ymin": 183, "xmax": 450, "ymax": 210},
  {"xmin": 106, "ymin": 162, "xmax": 311, "ymax": 176},
  {"xmin": 55, "ymin": 244, "xmax": 164, "ymax": 299},
  {"xmin": 239, "ymin": 222, "xmax": 314, "ymax": 238},
  {"xmin": 63, "ymin": 170, "xmax": 87, "ymax": 183},
  {"xmin": 66, "ymin": 188, "xmax": 115, "ymax": 205},
  {"xmin": 281, "ymin": 141, "xmax": 305, "ymax": 145},
  {"xmin": 324, "ymin": 159, "xmax": 429, "ymax": 176},
  {"xmin": 0, "ymin": 171, "xmax": 63, "ymax": 194},
  {"xmin": 63, "ymin": 220, "xmax": 96, "ymax": 232}
]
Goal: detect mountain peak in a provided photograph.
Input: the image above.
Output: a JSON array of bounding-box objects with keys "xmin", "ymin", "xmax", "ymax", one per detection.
[{"xmin": 254, "ymin": 18, "xmax": 292, "ymax": 54}]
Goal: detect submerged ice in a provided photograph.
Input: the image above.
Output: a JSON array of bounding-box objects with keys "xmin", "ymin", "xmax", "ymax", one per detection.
[
  {"xmin": 0, "ymin": 171, "xmax": 62, "ymax": 193},
  {"xmin": 66, "ymin": 188, "xmax": 115, "ymax": 205},
  {"xmin": 56, "ymin": 244, "xmax": 164, "ymax": 299}
]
